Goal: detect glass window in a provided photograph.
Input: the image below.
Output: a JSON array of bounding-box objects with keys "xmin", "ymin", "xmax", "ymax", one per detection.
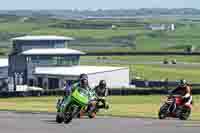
[
  {"xmin": 30, "ymin": 55, "xmax": 80, "ymax": 66},
  {"xmin": 71, "ymin": 56, "xmax": 77, "ymax": 65},
  {"xmin": 54, "ymin": 43, "xmax": 65, "ymax": 48}
]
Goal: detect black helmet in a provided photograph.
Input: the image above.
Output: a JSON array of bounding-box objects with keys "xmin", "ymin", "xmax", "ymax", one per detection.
[
  {"xmin": 99, "ymin": 80, "xmax": 106, "ymax": 88},
  {"xmin": 79, "ymin": 73, "xmax": 88, "ymax": 80}
]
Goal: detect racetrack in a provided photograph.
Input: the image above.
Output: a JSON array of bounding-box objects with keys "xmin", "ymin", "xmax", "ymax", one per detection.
[{"xmin": 0, "ymin": 112, "xmax": 200, "ymax": 133}]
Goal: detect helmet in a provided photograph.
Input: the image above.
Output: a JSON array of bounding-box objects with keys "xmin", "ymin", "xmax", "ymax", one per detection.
[
  {"xmin": 99, "ymin": 80, "xmax": 106, "ymax": 88},
  {"xmin": 179, "ymin": 79, "xmax": 187, "ymax": 86},
  {"xmin": 79, "ymin": 73, "xmax": 88, "ymax": 80},
  {"xmin": 79, "ymin": 74, "xmax": 88, "ymax": 88}
]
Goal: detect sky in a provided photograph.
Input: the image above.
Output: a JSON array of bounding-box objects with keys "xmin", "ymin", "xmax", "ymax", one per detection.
[{"xmin": 1, "ymin": 0, "xmax": 200, "ymax": 10}]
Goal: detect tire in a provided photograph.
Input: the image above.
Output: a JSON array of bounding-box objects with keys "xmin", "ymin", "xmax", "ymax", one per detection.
[
  {"xmin": 87, "ymin": 104, "xmax": 97, "ymax": 119},
  {"xmin": 64, "ymin": 117, "xmax": 72, "ymax": 124},
  {"xmin": 158, "ymin": 104, "xmax": 169, "ymax": 119},
  {"xmin": 56, "ymin": 114, "xmax": 63, "ymax": 123},
  {"xmin": 88, "ymin": 112, "xmax": 96, "ymax": 119},
  {"xmin": 76, "ymin": 113, "xmax": 80, "ymax": 118},
  {"xmin": 179, "ymin": 106, "xmax": 191, "ymax": 120},
  {"xmin": 63, "ymin": 105, "xmax": 79, "ymax": 124},
  {"xmin": 64, "ymin": 115, "xmax": 73, "ymax": 124},
  {"xmin": 158, "ymin": 111, "xmax": 167, "ymax": 119}
]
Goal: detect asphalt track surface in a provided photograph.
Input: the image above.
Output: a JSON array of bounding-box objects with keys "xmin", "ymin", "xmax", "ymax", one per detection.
[{"xmin": 0, "ymin": 112, "xmax": 200, "ymax": 133}]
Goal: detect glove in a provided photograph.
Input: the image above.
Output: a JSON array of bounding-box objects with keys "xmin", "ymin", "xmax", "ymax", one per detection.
[{"xmin": 183, "ymin": 93, "xmax": 190, "ymax": 99}]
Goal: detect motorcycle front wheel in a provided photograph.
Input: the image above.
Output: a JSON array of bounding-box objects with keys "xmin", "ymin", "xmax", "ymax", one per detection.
[
  {"xmin": 158, "ymin": 103, "xmax": 169, "ymax": 119},
  {"xmin": 56, "ymin": 114, "xmax": 64, "ymax": 123}
]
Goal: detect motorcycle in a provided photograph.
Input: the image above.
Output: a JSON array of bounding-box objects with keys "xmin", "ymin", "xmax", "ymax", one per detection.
[
  {"xmin": 56, "ymin": 88, "xmax": 97, "ymax": 124},
  {"xmin": 77, "ymin": 96, "xmax": 109, "ymax": 119},
  {"xmin": 87, "ymin": 96, "xmax": 109, "ymax": 118},
  {"xmin": 158, "ymin": 95, "xmax": 192, "ymax": 120}
]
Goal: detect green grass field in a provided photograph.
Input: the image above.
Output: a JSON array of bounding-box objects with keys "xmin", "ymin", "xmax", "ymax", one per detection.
[
  {"xmin": 132, "ymin": 64, "xmax": 200, "ymax": 83},
  {"xmin": 1, "ymin": 16, "xmax": 200, "ymax": 53},
  {"xmin": 81, "ymin": 55, "xmax": 200, "ymax": 63},
  {"xmin": 0, "ymin": 96, "xmax": 199, "ymax": 120},
  {"xmin": 80, "ymin": 56, "xmax": 200, "ymax": 83}
]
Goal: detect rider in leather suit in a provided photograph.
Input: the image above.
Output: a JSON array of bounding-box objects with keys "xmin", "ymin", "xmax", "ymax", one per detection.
[
  {"xmin": 170, "ymin": 79, "xmax": 192, "ymax": 112},
  {"xmin": 94, "ymin": 80, "xmax": 109, "ymax": 110}
]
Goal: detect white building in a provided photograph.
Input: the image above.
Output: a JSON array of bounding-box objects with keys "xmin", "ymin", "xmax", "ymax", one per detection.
[
  {"xmin": 34, "ymin": 66, "xmax": 129, "ymax": 89},
  {"xmin": 0, "ymin": 58, "xmax": 8, "ymax": 80},
  {"xmin": 0, "ymin": 58, "xmax": 8, "ymax": 91},
  {"xmin": 8, "ymin": 35, "xmax": 130, "ymax": 91},
  {"xmin": 146, "ymin": 24, "xmax": 175, "ymax": 31},
  {"xmin": 22, "ymin": 48, "xmax": 129, "ymax": 89}
]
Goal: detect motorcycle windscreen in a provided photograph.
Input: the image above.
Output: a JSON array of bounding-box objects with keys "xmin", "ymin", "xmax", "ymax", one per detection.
[{"xmin": 71, "ymin": 88, "xmax": 89, "ymax": 106}]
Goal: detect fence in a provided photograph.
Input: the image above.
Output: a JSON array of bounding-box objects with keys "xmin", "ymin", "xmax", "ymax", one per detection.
[
  {"xmin": 131, "ymin": 80, "xmax": 200, "ymax": 88},
  {"xmin": 85, "ymin": 51, "xmax": 200, "ymax": 56},
  {"xmin": 1, "ymin": 88, "xmax": 200, "ymax": 98}
]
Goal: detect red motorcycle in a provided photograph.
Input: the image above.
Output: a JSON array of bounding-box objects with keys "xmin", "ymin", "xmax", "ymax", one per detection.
[{"xmin": 158, "ymin": 95, "xmax": 192, "ymax": 120}]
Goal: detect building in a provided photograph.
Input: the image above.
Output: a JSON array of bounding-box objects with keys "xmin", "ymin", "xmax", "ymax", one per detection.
[
  {"xmin": 8, "ymin": 35, "xmax": 74, "ymax": 91},
  {"xmin": 32, "ymin": 66, "xmax": 129, "ymax": 89},
  {"xmin": 0, "ymin": 58, "xmax": 8, "ymax": 91},
  {"xmin": 0, "ymin": 58, "xmax": 8, "ymax": 79},
  {"xmin": 145, "ymin": 24, "xmax": 175, "ymax": 31},
  {"xmin": 8, "ymin": 35, "xmax": 129, "ymax": 91}
]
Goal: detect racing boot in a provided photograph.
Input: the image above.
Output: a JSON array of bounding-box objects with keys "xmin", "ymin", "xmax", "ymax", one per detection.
[
  {"xmin": 90, "ymin": 112, "xmax": 96, "ymax": 119},
  {"xmin": 104, "ymin": 101, "xmax": 110, "ymax": 110},
  {"xmin": 105, "ymin": 104, "xmax": 109, "ymax": 110}
]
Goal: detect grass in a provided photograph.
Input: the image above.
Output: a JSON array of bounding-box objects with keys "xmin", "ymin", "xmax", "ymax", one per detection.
[
  {"xmin": 31, "ymin": 28, "xmax": 146, "ymax": 39},
  {"xmin": 0, "ymin": 96, "xmax": 199, "ymax": 120},
  {"xmin": 0, "ymin": 22, "xmax": 44, "ymax": 33},
  {"xmin": 132, "ymin": 64, "xmax": 200, "ymax": 83},
  {"xmin": 80, "ymin": 56, "xmax": 200, "ymax": 83},
  {"xmin": 1, "ymin": 16, "xmax": 200, "ymax": 53},
  {"xmin": 81, "ymin": 55, "xmax": 200, "ymax": 63},
  {"xmin": 0, "ymin": 17, "xmax": 199, "ymax": 53},
  {"xmin": 110, "ymin": 96, "xmax": 200, "ymax": 120}
]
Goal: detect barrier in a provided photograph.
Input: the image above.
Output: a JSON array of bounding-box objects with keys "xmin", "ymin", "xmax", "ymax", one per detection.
[
  {"xmin": 131, "ymin": 80, "xmax": 200, "ymax": 88},
  {"xmin": 85, "ymin": 52, "xmax": 200, "ymax": 56},
  {"xmin": 0, "ymin": 89, "xmax": 200, "ymax": 98}
]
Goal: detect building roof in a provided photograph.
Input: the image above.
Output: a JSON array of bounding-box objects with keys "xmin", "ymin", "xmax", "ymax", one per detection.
[
  {"xmin": 34, "ymin": 65, "xmax": 128, "ymax": 76},
  {"xmin": 11, "ymin": 35, "xmax": 74, "ymax": 41},
  {"xmin": 0, "ymin": 58, "xmax": 8, "ymax": 67},
  {"xmin": 21, "ymin": 48, "xmax": 85, "ymax": 56}
]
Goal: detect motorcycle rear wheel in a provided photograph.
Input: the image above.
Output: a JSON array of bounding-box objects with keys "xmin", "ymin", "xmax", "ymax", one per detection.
[
  {"xmin": 179, "ymin": 107, "xmax": 191, "ymax": 120},
  {"xmin": 64, "ymin": 113, "xmax": 73, "ymax": 124},
  {"xmin": 88, "ymin": 112, "xmax": 96, "ymax": 119}
]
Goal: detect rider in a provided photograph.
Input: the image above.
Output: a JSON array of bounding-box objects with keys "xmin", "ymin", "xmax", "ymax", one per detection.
[
  {"xmin": 170, "ymin": 79, "xmax": 192, "ymax": 112},
  {"xmin": 94, "ymin": 80, "xmax": 109, "ymax": 110},
  {"xmin": 61, "ymin": 73, "xmax": 94, "ymax": 118}
]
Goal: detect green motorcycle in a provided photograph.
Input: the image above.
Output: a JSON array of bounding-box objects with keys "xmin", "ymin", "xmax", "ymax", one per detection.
[{"xmin": 56, "ymin": 88, "xmax": 96, "ymax": 124}]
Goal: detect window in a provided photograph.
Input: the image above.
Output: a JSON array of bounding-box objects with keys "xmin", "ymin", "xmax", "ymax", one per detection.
[
  {"xmin": 54, "ymin": 40, "xmax": 65, "ymax": 48},
  {"xmin": 71, "ymin": 56, "xmax": 78, "ymax": 65},
  {"xmin": 30, "ymin": 55, "xmax": 79, "ymax": 66},
  {"xmin": 54, "ymin": 43, "xmax": 65, "ymax": 48}
]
